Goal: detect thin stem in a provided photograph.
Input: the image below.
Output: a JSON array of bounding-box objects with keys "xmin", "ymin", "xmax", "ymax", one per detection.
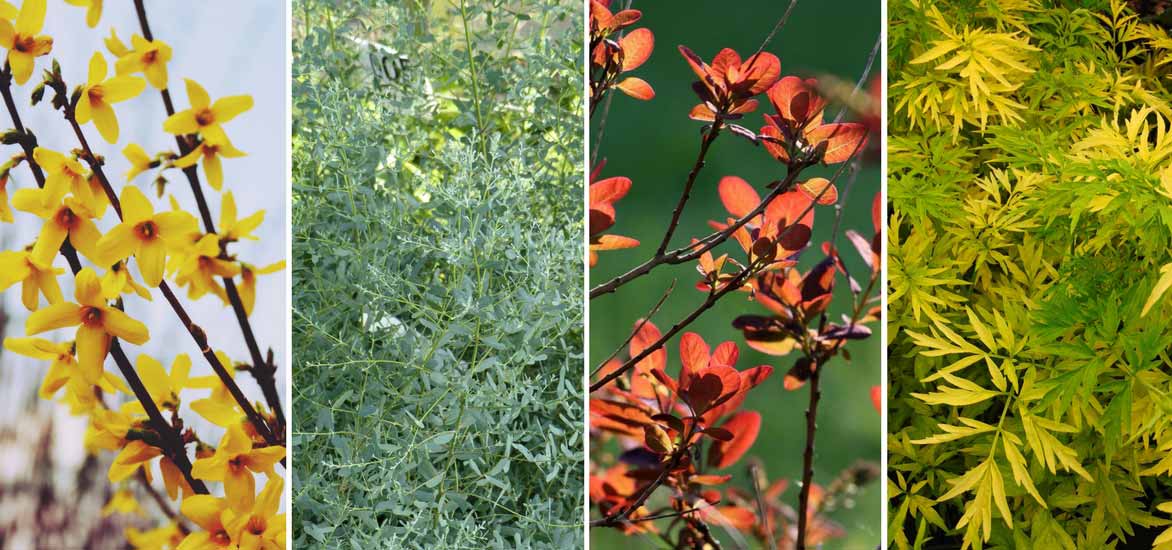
[
  {"xmin": 590, "ymin": 280, "xmax": 674, "ymax": 378},
  {"xmin": 137, "ymin": 470, "xmax": 190, "ymax": 534},
  {"xmin": 62, "ymin": 106, "xmax": 279, "ymax": 448},
  {"xmin": 590, "ymin": 264, "xmax": 757, "ymax": 393},
  {"xmin": 655, "ymin": 120, "xmax": 722, "ymax": 256},
  {"xmin": 457, "ymin": 0, "xmax": 488, "ymax": 158},
  {"xmin": 795, "ymin": 366, "xmax": 821, "ymax": 550},
  {"xmin": 132, "ymin": 0, "xmax": 286, "ymax": 434},
  {"xmin": 0, "ymin": 65, "xmax": 206, "ymax": 494}
]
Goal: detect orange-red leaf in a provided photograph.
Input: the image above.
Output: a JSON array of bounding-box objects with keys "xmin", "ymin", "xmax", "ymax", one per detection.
[
  {"xmin": 616, "ymin": 77, "xmax": 655, "ymax": 100},
  {"xmin": 688, "ymin": 103, "xmax": 716, "ymax": 121},
  {"xmin": 799, "ymin": 177, "xmax": 837, "ymax": 205},
  {"xmin": 679, "ymin": 332, "xmax": 710, "ymax": 385},
  {"xmin": 590, "ymin": 176, "xmax": 631, "ymax": 204},
  {"xmin": 807, "ymin": 122, "xmax": 868, "ymax": 164},
  {"xmin": 718, "ymin": 175, "xmax": 761, "ymax": 220},
  {"xmin": 591, "ymin": 234, "xmax": 639, "ymax": 251},
  {"xmin": 711, "ymin": 341, "xmax": 738, "ymax": 367},
  {"xmin": 766, "ymin": 76, "xmax": 826, "ymax": 128},
  {"xmin": 630, "ymin": 319, "xmax": 666, "ymax": 374},
  {"xmin": 619, "ymin": 28, "xmax": 654, "ymax": 71},
  {"xmin": 707, "ymin": 411, "xmax": 761, "ymax": 469},
  {"xmin": 740, "ymin": 52, "xmax": 781, "ymax": 95}
]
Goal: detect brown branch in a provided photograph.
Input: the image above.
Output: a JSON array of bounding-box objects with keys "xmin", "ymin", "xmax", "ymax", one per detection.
[
  {"xmin": 590, "ymin": 263, "xmax": 758, "ymax": 393},
  {"xmin": 133, "ymin": 0, "xmax": 286, "ymax": 434},
  {"xmin": 589, "ymin": 280, "xmax": 674, "ymax": 378},
  {"xmin": 58, "ymin": 92, "xmax": 279, "ymax": 449},
  {"xmin": 655, "ymin": 119, "xmax": 722, "ymax": 256},
  {"xmin": 136, "ymin": 470, "xmax": 190, "ymax": 535},
  {"xmin": 0, "ymin": 64, "xmax": 208, "ymax": 495},
  {"xmin": 794, "ymin": 364, "xmax": 821, "ymax": 550}
]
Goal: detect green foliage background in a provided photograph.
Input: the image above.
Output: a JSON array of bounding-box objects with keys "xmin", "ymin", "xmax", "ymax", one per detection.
[
  {"xmin": 590, "ymin": 1, "xmax": 883, "ymax": 548},
  {"xmin": 888, "ymin": 1, "xmax": 1172, "ymax": 548},
  {"xmin": 291, "ymin": 1, "xmax": 582, "ymax": 547}
]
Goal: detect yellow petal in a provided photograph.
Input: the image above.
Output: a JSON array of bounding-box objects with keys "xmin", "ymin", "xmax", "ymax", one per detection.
[
  {"xmin": 87, "ymin": 52, "xmax": 106, "ymax": 85},
  {"xmin": 172, "ymin": 146, "xmax": 201, "ymax": 169},
  {"xmin": 184, "ymin": 79, "xmax": 210, "ymax": 109},
  {"xmin": 3, "ymin": 336, "xmax": 61, "ymax": 359},
  {"xmin": 91, "ymin": 102, "xmax": 119, "ymax": 143},
  {"xmin": 223, "ymin": 463, "xmax": 255, "ymax": 513},
  {"xmin": 120, "ymin": 185, "xmax": 154, "ymax": 223},
  {"xmin": 203, "ymin": 152, "xmax": 223, "ymax": 190},
  {"xmin": 75, "ymin": 324, "xmax": 110, "ymax": 383},
  {"xmin": 137, "ymin": 238, "xmax": 166, "ymax": 287},
  {"xmin": 101, "ymin": 307, "xmax": 149, "ymax": 344},
  {"xmin": 95, "ymin": 223, "xmax": 139, "ymax": 264},
  {"xmin": 75, "ymin": 267, "xmax": 104, "ymax": 306},
  {"xmin": 101, "ymin": 75, "xmax": 145, "ymax": 103},
  {"xmin": 163, "ymin": 110, "xmax": 199, "ymax": 135},
  {"xmin": 179, "ymin": 495, "xmax": 225, "ymax": 532},
  {"xmin": 0, "ymin": 250, "xmax": 32, "ymax": 288},
  {"xmin": 38, "ymin": 358, "xmax": 70, "ymax": 399},
  {"xmin": 256, "ymin": 476, "xmax": 284, "ymax": 516},
  {"xmin": 211, "ymin": 95, "xmax": 253, "ymax": 123},
  {"xmin": 0, "ymin": 20, "xmax": 11, "ymax": 50},
  {"xmin": 30, "ymin": 219, "xmax": 68, "ymax": 269},
  {"xmin": 15, "ymin": 0, "xmax": 45, "ymax": 35},
  {"xmin": 26, "ymin": 302, "xmax": 82, "ymax": 334},
  {"xmin": 243, "ymin": 445, "xmax": 286, "ymax": 476},
  {"xmin": 144, "ymin": 61, "xmax": 167, "ymax": 90},
  {"xmin": 69, "ymin": 217, "xmax": 104, "ymax": 264},
  {"xmin": 8, "ymin": 50, "xmax": 33, "ymax": 84}
]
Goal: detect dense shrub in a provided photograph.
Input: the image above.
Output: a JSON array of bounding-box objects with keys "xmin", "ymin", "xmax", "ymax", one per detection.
[
  {"xmin": 291, "ymin": 1, "xmax": 582, "ymax": 547},
  {"xmin": 888, "ymin": 1, "xmax": 1172, "ymax": 548}
]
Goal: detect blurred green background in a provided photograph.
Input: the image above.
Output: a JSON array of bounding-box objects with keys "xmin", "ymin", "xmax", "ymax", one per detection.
[{"xmin": 589, "ymin": 0, "xmax": 881, "ymax": 548}]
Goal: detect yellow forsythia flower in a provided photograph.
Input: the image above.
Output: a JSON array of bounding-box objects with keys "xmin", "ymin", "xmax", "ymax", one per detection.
[
  {"xmin": 123, "ymin": 143, "xmax": 153, "ymax": 182},
  {"xmin": 225, "ymin": 477, "xmax": 285, "ymax": 550},
  {"xmin": 3, "ymin": 337, "xmax": 75, "ymax": 398},
  {"xmin": 173, "ymin": 133, "xmax": 245, "ymax": 191},
  {"xmin": 0, "ymin": 172, "xmax": 11, "ymax": 222},
  {"xmin": 126, "ymin": 522, "xmax": 184, "ymax": 550},
  {"xmin": 95, "ymin": 185, "xmax": 197, "ymax": 286},
  {"xmin": 11, "ymin": 189, "xmax": 103, "ymax": 266},
  {"xmin": 173, "ymin": 233, "xmax": 239, "ymax": 303},
  {"xmin": 115, "ymin": 34, "xmax": 172, "ymax": 90},
  {"xmin": 0, "ymin": 0, "xmax": 51, "ymax": 84},
  {"xmin": 219, "ymin": 191, "xmax": 263, "ymax": 242},
  {"xmin": 24, "ymin": 267, "xmax": 150, "ymax": 382},
  {"xmin": 76, "ymin": 52, "xmax": 146, "ymax": 143},
  {"xmin": 100, "ymin": 261, "xmax": 152, "ymax": 301},
  {"xmin": 239, "ymin": 261, "xmax": 284, "ymax": 316},
  {"xmin": 163, "ymin": 79, "xmax": 252, "ymax": 142},
  {"xmin": 63, "ymin": 0, "xmax": 101, "ymax": 28},
  {"xmin": 177, "ymin": 493, "xmax": 233, "ymax": 549},
  {"xmin": 101, "ymin": 489, "xmax": 142, "ymax": 517},
  {"xmin": 191, "ymin": 423, "xmax": 284, "ymax": 512},
  {"xmin": 0, "ymin": 249, "xmax": 63, "ymax": 310},
  {"xmin": 125, "ymin": 353, "xmax": 191, "ymax": 413},
  {"xmin": 32, "ymin": 147, "xmax": 103, "ymax": 212}
]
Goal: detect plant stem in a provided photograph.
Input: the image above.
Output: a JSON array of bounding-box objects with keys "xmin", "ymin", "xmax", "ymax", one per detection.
[
  {"xmin": 62, "ymin": 106, "xmax": 279, "ymax": 449},
  {"xmin": 589, "ymin": 264, "xmax": 757, "ymax": 393},
  {"xmin": 457, "ymin": 0, "xmax": 488, "ymax": 158},
  {"xmin": 133, "ymin": 0, "xmax": 287, "ymax": 435},
  {"xmin": 0, "ymin": 64, "xmax": 207, "ymax": 495},
  {"xmin": 655, "ymin": 120, "xmax": 722, "ymax": 256},
  {"xmin": 795, "ymin": 366, "xmax": 822, "ymax": 550}
]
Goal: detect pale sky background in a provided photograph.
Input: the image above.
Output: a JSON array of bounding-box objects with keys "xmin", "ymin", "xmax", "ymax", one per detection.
[{"xmin": 0, "ymin": 1, "xmax": 286, "ymax": 486}]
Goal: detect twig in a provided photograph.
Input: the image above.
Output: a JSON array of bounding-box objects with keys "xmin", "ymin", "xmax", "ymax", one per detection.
[
  {"xmin": 590, "ymin": 263, "xmax": 757, "ymax": 393},
  {"xmin": 590, "ymin": 280, "xmax": 675, "ymax": 378},
  {"xmin": 457, "ymin": 0, "xmax": 488, "ymax": 158},
  {"xmin": 0, "ymin": 64, "xmax": 208, "ymax": 495},
  {"xmin": 655, "ymin": 120, "xmax": 722, "ymax": 256},
  {"xmin": 795, "ymin": 364, "xmax": 822, "ymax": 550},
  {"xmin": 132, "ymin": 0, "xmax": 287, "ymax": 435},
  {"xmin": 748, "ymin": 461, "xmax": 777, "ymax": 550},
  {"xmin": 60, "ymin": 91, "xmax": 279, "ymax": 449},
  {"xmin": 136, "ymin": 470, "xmax": 189, "ymax": 534}
]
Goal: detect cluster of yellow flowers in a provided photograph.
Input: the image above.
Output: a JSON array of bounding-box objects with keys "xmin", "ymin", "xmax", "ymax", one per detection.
[{"xmin": 0, "ymin": 1, "xmax": 285, "ymax": 548}]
